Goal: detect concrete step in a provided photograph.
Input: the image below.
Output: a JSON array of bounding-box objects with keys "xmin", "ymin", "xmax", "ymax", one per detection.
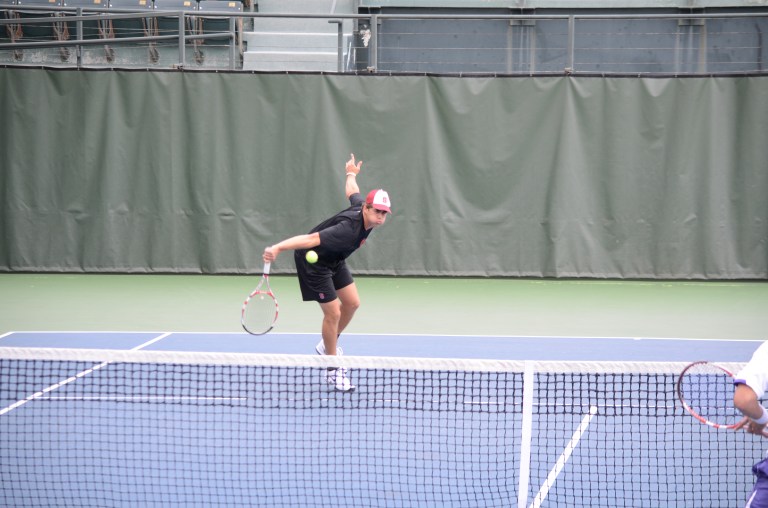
[
  {"xmin": 242, "ymin": 31, "xmax": 351, "ymax": 71},
  {"xmin": 243, "ymin": 31, "xmax": 341, "ymax": 52},
  {"xmin": 243, "ymin": 0, "xmax": 355, "ymax": 72},
  {"xmin": 257, "ymin": 0, "xmax": 337, "ymax": 13},
  {"xmin": 249, "ymin": 16, "xmax": 349, "ymax": 33},
  {"xmin": 242, "ymin": 49, "xmax": 338, "ymax": 71}
]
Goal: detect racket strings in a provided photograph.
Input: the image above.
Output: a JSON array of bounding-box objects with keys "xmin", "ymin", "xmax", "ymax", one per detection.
[
  {"xmin": 680, "ymin": 364, "xmax": 742, "ymax": 425},
  {"xmin": 242, "ymin": 291, "xmax": 277, "ymax": 335}
]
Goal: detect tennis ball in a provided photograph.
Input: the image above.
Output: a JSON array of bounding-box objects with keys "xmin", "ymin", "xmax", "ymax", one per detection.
[{"xmin": 305, "ymin": 250, "xmax": 318, "ymax": 264}]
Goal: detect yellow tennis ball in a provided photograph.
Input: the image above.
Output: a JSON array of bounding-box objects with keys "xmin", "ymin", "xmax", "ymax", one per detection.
[{"xmin": 305, "ymin": 250, "xmax": 318, "ymax": 264}]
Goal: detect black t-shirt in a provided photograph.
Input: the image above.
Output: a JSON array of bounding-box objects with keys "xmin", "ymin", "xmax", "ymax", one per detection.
[{"xmin": 301, "ymin": 193, "xmax": 371, "ymax": 268}]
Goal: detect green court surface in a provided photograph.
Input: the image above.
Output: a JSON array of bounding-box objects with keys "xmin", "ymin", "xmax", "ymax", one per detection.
[{"xmin": 1, "ymin": 273, "xmax": 766, "ymax": 340}]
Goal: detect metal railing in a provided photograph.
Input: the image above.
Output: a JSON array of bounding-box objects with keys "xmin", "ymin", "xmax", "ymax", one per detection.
[
  {"xmin": 0, "ymin": 5, "xmax": 240, "ymax": 69},
  {"xmin": 1, "ymin": 7, "xmax": 767, "ymax": 74}
]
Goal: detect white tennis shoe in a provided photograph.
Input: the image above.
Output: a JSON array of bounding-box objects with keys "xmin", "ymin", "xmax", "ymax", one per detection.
[
  {"xmin": 326, "ymin": 367, "xmax": 355, "ymax": 392},
  {"xmin": 315, "ymin": 340, "xmax": 343, "ymax": 356}
]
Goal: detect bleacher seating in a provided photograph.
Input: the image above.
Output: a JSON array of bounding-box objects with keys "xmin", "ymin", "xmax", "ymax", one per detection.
[
  {"xmin": 197, "ymin": 0, "xmax": 241, "ymax": 47},
  {"xmin": 1, "ymin": 0, "xmax": 21, "ymax": 54},
  {"xmin": 3, "ymin": 0, "xmax": 768, "ymax": 72},
  {"xmin": 108, "ymin": 0, "xmax": 149, "ymax": 9},
  {"xmin": 108, "ymin": 0, "xmax": 157, "ymax": 62},
  {"xmin": 109, "ymin": 0, "xmax": 153, "ymax": 39},
  {"xmin": 153, "ymin": 0, "xmax": 196, "ymax": 38},
  {"xmin": 15, "ymin": 0, "xmax": 65, "ymax": 41}
]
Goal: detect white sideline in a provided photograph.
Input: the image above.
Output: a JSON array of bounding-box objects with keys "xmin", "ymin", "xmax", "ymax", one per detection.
[
  {"xmin": 528, "ymin": 405, "xmax": 599, "ymax": 508},
  {"xmin": 0, "ymin": 333, "xmax": 171, "ymax": 416}
]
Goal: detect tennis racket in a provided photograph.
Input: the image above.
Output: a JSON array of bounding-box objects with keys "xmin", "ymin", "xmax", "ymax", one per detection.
[
  {"xmin": 677, "ymin": 360, "xmax": 768, "ymax": 435},
  {"xmin": 240, "ymin": 262, "xmax": 278, "ymax": 335}
]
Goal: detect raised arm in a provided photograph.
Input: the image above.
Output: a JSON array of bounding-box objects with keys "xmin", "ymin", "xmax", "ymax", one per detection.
[
  {"xmin": 263, "ymin": 154, "xmax": 362, "ymax": 264},
  {"xmin": 345, "ymin": 153, "xmax": 361, "ymax": 198}
]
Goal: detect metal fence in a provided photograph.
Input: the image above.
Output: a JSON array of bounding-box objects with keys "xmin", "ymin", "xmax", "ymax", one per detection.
[{"xmin": 1, "ymin": 6, "xmax": 767, "ymax": 74}]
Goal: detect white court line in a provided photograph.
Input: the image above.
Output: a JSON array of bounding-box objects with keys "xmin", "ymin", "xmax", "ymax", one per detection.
[
  {"xmin": 528, "ymin": 405, "xmax": 598, "ymax": 508},
  {"xmin": 517, "ymin": 362, "xmax": 535, "ymax": 508},
  {"xmin": 38, "ymin": 396, "xmax": 249, "ymax": 402},
  {"xmin": 0, "ymin": 330, "xmax": 169, "ymax": 335},
  {"xmin": 0, "ymin": 332, "xmax": 172, "ymax": 416}
]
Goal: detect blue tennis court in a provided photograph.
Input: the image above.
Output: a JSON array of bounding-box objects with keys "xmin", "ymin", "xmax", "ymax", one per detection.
[
  {"xmin": 1, "ymin": 332, "xmax": 765, "ymax": 507},
  {"xmin": 0, "ymin": 330, "xmax": 764, "ymax": 360}
]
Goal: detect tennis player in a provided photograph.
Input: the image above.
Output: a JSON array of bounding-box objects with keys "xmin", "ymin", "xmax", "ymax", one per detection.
[
  {"xmin": 262, "ymin": 153, "xmax": 391, "ymax": 392},
  {"xmin": 733, "ymin": 340, "xmax": 768, "ymax": 508}
]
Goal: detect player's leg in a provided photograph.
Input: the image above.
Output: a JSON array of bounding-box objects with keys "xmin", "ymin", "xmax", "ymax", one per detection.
[
  {"xmin": 325, "ymin": 264, "xmax": 358, "ymax": 353},
  {"xmin": 335, "ymin": 282, "xmax": 360, "ymax": 337},
  {"xmin": 318, "ymin": 298, "xmax": 354, "ymax": 391},
  {"xmin": 318, "ymin": 299, "xmax": 343, "ymax": 356},
  {"xmin": 294, "ymin": 256, "xmax": 344, "ymax": 356},
  {"xmin": 293, "ymin": 257, "xmax": 353, "ymax": 390},
  {"xmin": 746, "ymin": 459, "xmax": 768, "ymax": 508},
  {"xmin": 318, "ymin": 265, "xmax": 358, "ymax": 391},
  {"xmin": 315, "ymin": 283, "xmax": 359, "ymax": 356}
]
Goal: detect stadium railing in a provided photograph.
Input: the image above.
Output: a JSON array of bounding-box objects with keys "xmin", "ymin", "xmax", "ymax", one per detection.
[{"xmin": 0, "ymin": 7, "xmax": 767, "ymax": 74}]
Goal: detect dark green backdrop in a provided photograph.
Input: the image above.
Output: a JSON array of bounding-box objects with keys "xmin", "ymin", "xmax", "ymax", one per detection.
[{"xmin": 1, "ymin": 68, "xmax": 766, "ymax": 278}]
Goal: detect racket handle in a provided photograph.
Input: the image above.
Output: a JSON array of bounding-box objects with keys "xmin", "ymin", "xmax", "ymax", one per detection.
[{"xmin": 263, "ymin": 262, "xmax": 271, "ymax": 275}]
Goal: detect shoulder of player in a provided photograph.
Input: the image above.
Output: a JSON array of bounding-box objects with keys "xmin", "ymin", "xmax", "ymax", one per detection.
[
  {"xmin": 755, "ymin": 340, "xmax": 768, "ymax": 358},
  {"xmin": 348, "ymin": 192, "xmax": 364, "ymax": 207},
  {"xmin": 316, "ymin": 212, "xmax": 361, "ymax": 235}
]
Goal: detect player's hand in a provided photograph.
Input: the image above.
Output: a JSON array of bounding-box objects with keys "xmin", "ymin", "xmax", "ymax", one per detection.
[
  {"xmin": 346, "ymin": 153, "xmax": 362, "ymax": 175},
  {"xmin": 745, "ymin": 421, "xmax": 768, "ymax": 437},
  {"xmin": 263, "ymin": 246, "xmax": 279, "ymax": 263},
  {"xmin": 734, "ymin": 418, "xmax": 768, "ymax": 437}
]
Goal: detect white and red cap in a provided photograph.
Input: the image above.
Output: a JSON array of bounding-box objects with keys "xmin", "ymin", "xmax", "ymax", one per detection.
[{"xmin": 366, "ymin": 189, "xmax": 392, "ymax": 213}]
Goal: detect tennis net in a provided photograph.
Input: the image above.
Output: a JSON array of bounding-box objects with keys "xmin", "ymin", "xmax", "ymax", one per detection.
[{"xmin": 0, "ymin": 347, "xmax": 764, "ymax": 507}]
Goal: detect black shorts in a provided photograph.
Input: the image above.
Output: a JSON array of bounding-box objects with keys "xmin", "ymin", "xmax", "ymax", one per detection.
[{"xmin": 294, "ymin": 254, "xmax": 354, "ymax": 303}]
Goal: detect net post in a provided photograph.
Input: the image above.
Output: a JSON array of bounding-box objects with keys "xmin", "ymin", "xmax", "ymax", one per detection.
[{"xmin": 517, "ymin": 360, "xmax": 535, "ymax": 508}]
